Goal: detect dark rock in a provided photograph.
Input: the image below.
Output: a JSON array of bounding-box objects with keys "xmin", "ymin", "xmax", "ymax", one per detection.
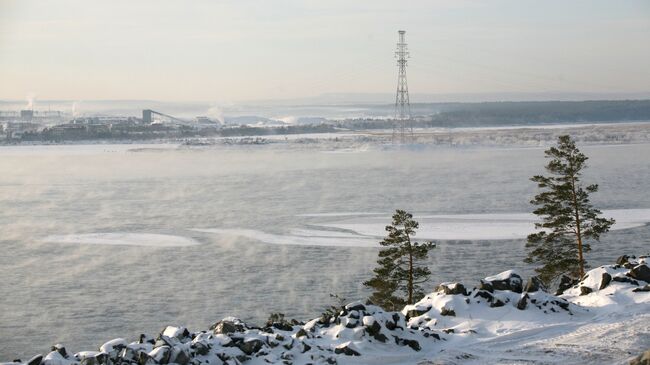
[
  {"xmin": 210, "ymin": 320, "xmax": 244, "ymax": 335},
  {"xmin": 271, "ymin": 322, "xmax": 293, "ymax": 331},
  {"xmin": 344, "ymin": 319, "xmax": 358, "ymax": 329},
  {"xmin": 365, "ymin": 320, "xmax": 381, "ymax": 335},
  {"xmin": 400, "ymin": 339, "xmax": 420, "ymax": 351},
  {"xmin": 345, "ymin": 303, "xmax": 365, "ymax": 312},
  {"xmin": 238, "ymin": 339, "xmax": 264, "ymax": 355},
  {"xmin": 440, "ymin": 308, "xmax": 456, "ymax": 317},
  {"xmin": 633, "ymin": 285, "xmax": 650, "ymax": 293},
  {"xmin": 599, "ymin": 272, "xmax": 612, "ymax": 290},
  {"xmin": 295, "ymin": 328, "xmax": 308, "ymax": 338},
  {"xmin": 27, "ymin": 355, "xmax": 42, "ymax": 365},
  {"xmin": 235, "ymin": 354, "xmax": 251, "ymax": 363},
  {"xmin": 301, "ymin": 342, "xmax": 311, "ymax": 353},
  {"xmin": 488, "ymin": 273, "xmax": 523, "ymax": 293},
  {"xmin": 384, "ymin": 320, "xmax": 396, "ymax": 331},
  {"xmin": 490, "ymin": 299, "xmax": 505, "ymax": 308},
  {"xmin": 613, "ymin": 276, "xmax": 640, "ymax": 285},
  {"xmin": 630, "ymin": 349, "xmax": 650, "ymax": 365},
  {"xmin": 442, "ymin": 329, "xmax": 454, "ymax": 334},
  {"xmin": 137, "ymin": 351, "xmax": 155, "ymax": 365},
  {"xmin": 478, "ymin": 281, "xmax": 494, "ymax": 293},
  {"xmin": 629, "ymin": 265, "xmax": 650, "ymax": 283},
  {"xmin": 169, "ymin": 348, "xmax": 190, "ymax": 365},
  {"xmin": 580, "ymin": 286, "xmax": 593, "ymax": 296},
  {"xmin": 554, "ymin": 300, "xmax": 570, "ymax": 311},
  {"xmin": 616, "ymin": 255, "xmax": 630, "ymax": 265},
  {"xmin": 437, "ymin": 283, "xmax": 467, "ymax": 296},
  {"xmin": 190, "ymin": 342, "xmax": 210, "ymax": 356},
  {"xmin": 406, "ymin": 306, "xmax": 431, "ymax": 320},
  {"xmin": 50, "ymin": 345, "xmax": 67, "ymax": 358},
  {"xmin": 334, "ymin": 345, "xmax": 360, "ymax": 356},
  {"xmin": 150, "ymin": 346, "xmax": 171, "ymax": 364},
  {"xmin": 373, "ymin": 332, "xmax": 388, "ymax": 343},
  {"xmin": 517, "ymin": 294, "xmax": 528, "ymax": 310},
  {"xmin": 556, "ymin": 275, "xmax": 578, "ymax": 295},
  {"xmin": 474, "ymin": 290, "xmax": 494, "ymax": 302},
  {"xmin": 524, "ymin": 276, "xmax": 545, "ymax": 293}
]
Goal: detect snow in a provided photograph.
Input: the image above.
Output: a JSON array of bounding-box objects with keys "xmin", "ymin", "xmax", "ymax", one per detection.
[
  {"xmin": 484, "ymin": 269, "xmax": 522, "ymax": 282},
  {"xmin": 42, "ymin": 233, "xmax": 200, "ymax": 247},
  {"xmin": 14, "ymin": 255, "xmax": 647, "ymax": 365}
]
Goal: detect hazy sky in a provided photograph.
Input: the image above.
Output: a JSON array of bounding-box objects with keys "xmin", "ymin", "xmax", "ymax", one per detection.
[{"xmin": 1, "ymin": 0, "xmax": 649, "ymax": 102}]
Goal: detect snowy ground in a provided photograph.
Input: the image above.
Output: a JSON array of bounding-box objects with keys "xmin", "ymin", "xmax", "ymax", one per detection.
[{"xmin": 7, "ymin": 256, "xmax": 648, "ymax": 365}]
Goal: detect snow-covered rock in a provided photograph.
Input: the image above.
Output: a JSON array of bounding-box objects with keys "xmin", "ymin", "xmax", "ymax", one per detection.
[{"xmin": 6, "ymin": 254, "xmax": 650, "ymax": 365}]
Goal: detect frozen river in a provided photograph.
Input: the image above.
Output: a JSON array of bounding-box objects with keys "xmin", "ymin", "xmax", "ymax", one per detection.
[{"xmin": 1, "ymin": 142, "xmax": 649, "ymax": 359}]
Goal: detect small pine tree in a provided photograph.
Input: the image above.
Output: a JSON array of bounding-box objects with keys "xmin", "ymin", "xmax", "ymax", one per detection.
[
  {"xmin": 525, "ymin": 135, "xmax": 615, "ymax": 286},
  {"xmin": 364, "ymin": 209, "xmax": 435, "ymax": 310}
]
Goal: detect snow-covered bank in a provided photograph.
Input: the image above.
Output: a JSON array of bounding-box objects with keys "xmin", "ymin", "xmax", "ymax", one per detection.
[{"xmin": 4, "ymin": 256, "xmax": 648, "ymax": 365}]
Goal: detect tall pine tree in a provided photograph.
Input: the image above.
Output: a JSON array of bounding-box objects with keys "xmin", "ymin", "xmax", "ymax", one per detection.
[
  {"xmin": 526, "ymin": 135, "xmax": 615, "ymax": 286},
  {"xmin": 364, "ymin": 210, "xmax": 435, "ymax": 310}
]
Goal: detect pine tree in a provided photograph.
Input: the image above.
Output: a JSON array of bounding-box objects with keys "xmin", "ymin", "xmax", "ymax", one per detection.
[
  {"xmin": 525, "ymin": 135, "xmax": 615, "ymax": 286},
  {"xmin": 364, "ymin": 210, "xmax": 435, "ymax": 310}
]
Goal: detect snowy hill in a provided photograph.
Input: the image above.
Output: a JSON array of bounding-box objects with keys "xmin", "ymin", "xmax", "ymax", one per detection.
[{"xmin": 4, "ymin": 255, "xmax": 649, "ymax": 365}]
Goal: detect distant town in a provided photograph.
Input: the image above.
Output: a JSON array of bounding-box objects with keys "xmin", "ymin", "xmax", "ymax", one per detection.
[{"xmin": 2, "ymin": 99, "xmax": 650, "ymax": 144}]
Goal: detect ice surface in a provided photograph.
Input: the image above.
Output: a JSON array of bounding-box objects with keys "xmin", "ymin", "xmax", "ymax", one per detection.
[
  {"xmin": 192, "ymin": 209, "xmax": 650, "ymax": 248},
  {"xmin": 316, "ymin": 209, "xmax": 650, "ymax": 241},
  {"xmin": 191, "ymin": 228, "xmax": 377, "ymax": 247},
  {"xmin": 42, "ymin": 233, "xmax": 200, "ymax": 247}
]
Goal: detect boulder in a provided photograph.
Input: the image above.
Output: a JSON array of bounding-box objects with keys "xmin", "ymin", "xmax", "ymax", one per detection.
[
  {"xmin": 100, "ymin": 338, "xmax": 127, "ymax": 358},
  {"xmin": 26, "ymin": 355, "xmax": 42, "ymax": 365},
  {"xmin": 524, "ymin": 276, "xmax": 545, "ymax": 293},
  {"xmin": 599, "ymin": 272, "xmax": 612, "ymax": 290},
  {"xmin": 474, "ymin": 290, "xmax": 494, "ymax": 302},
  {"xmin": 517, "ymin": 294, "xmax": 528, "ymax": 310},
  {"xmin": 613, "ymin": 276, "xmax": 640, "ymax": 286},
  {"xmin": 580, "ymin": 286, "xmax": 593, "ymax": 296},
  {"xmin": 148, "ymin": 346, "xmax": 170, "ymax": 364},
  {"xmin": 437, "ymin": 283, "xmax": 467, "ymax": 295},
  {"xmin": 556, "ymin": 275, "xmax": 577, "ymax": 295},
  {"xmin": 406, "ymin": 306, "xmax": 431, "ymax": 319},
  {"xmin": 334, "ymin": 343, "xmax": 360, "ymax": 356},
  {"xmin": 210, "ymin": 320, "xmax": 244, "ymax": 335},
  {"xmin": 616, "ymin": 255, "xmax": 630, "ymax": 265},
  {"xmin": 363, "ymin": 317, "xmax": 387, "ymax": 342},
  {"xmin": 440, "ymin": 308, "xmax": 456, "ymax": 317},
  {"xmin": 50, "ymin": 345, "xmax": 67, "ymax": 359},
  {"xmin": 344, "ymin": 303, "xmax": 365, "ymax": 312},
  {"xmin": 629, "ymin": 265, "xmax": 650, "ymax": 283},
  {"xmin": 168, "ymin": 347, "xmax": 190, "ymax": 365},
  {"xmin": 238, "ymin": 339, "xmax": 264, "ymax": 355},
  {"xmin": 633, "ymin": 285, "xmax": 650, "ymax": 293},
  {"xmin": 478, "ymin": 281, "xmax": 494, "ymax": 293},
  {"xmin": 630, "ymin": 349, "xmax": 650, "ymax": 365},
  {"xmin": 486, "ymin": 271, "xmax": 523, "ymax": 293},
  {"xmin": 399, "ymin": 339, "xmax": 420, "ymax": 351}
]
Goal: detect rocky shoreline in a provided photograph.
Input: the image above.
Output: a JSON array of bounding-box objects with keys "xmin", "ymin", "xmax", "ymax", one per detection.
[{"xmin": 3, "ymin": 255, "xmax": 649, "ymax": 365}]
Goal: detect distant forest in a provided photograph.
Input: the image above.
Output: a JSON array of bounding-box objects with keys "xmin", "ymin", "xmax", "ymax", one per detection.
[{"xmin": 340, "ymin": 100, "xmax": 650, "ymax": 129}]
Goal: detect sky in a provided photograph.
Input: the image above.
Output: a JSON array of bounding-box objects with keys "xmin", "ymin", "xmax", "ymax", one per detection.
[{"xmin": 0, "ymin": 0, "xmax": 649, "ymax": 103}]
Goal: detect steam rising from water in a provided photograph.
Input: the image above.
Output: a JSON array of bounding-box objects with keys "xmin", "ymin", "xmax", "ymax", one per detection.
[
  {"xmin": 43, "ymin": 233, "xmax": 200, "ymax": 247},
  {"xmin": 1, "ymin": 143, "xmax": 650, "ymax": 360}
]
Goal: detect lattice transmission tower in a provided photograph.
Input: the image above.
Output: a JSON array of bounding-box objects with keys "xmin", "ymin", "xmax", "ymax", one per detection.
[{"xmin": 392, "ymin": 30, "xmax": 413, "ymax": 144}]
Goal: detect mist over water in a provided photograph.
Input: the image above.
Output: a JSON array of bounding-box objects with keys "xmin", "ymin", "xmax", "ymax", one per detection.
[{"xmin": 1, "ymin": 143, "xmax": 650, "ymax": 359}]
